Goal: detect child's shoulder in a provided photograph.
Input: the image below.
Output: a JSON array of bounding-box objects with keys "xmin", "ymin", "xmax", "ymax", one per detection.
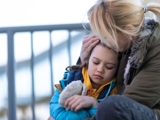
[
  {"xmin": 63, "ymin": 68, "xmax": 83, "ymax": 84},
  {"xmin": 55, "ymin": 68, "xmax": 83, "ymax": 92}
]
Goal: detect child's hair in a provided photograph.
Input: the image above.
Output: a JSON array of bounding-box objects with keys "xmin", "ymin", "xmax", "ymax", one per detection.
[
  {"xmin": 66, "ymin": 42, "xmax": 120, "ymax": 71},
  {"xmin": 85, "ymin": 0, "xmax": 160, "ymax": 51}
]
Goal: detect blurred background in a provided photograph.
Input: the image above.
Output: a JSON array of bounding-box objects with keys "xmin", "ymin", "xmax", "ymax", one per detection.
[
  {"xmin": 0, "ymin": 0, "xmax": 96, "ymax": 120},
  {"xmin": 0, "ymin": 0, "xmax": 159, "ymax": 120}
]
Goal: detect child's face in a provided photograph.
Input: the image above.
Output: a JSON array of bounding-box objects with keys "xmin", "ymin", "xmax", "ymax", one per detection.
[{"xmin": 88, "ymin": 44, "xmax": 118, "ymax": 89}]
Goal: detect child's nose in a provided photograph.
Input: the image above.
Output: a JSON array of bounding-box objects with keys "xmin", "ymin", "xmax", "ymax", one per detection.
[{"xmin": 97, "ymin": 65, "xmax": 104, "ymax": 73}]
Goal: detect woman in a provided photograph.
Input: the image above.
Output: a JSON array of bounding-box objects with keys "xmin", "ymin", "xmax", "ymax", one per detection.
[{"xmin": 80, "ymin": 0, "xmax": 160, "ymax": 120}]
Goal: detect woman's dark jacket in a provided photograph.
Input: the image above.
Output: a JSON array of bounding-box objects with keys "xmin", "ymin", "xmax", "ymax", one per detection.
[
  {"xmin": 77, "ymin": 18, "xmax": 160, "ymax": 119},
  {"xmin": 116, "ymin": 19, "xmax": 160, "ymax": 119}
]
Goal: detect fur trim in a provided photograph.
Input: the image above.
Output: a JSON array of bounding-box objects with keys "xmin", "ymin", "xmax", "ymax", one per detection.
[{"xmin": 123, "ymin": 18, "xmax": 157, "ymax": 85}]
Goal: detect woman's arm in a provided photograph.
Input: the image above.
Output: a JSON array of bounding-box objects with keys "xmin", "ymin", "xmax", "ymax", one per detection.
[{"xmin": 123, "ymin": 52, "xmax": 160, "ymax": 107}]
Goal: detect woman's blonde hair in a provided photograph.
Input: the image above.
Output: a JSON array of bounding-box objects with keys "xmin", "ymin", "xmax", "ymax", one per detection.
[{"xmin": 86, "ymin": 0, "xmax": 160, "ymax": 51}]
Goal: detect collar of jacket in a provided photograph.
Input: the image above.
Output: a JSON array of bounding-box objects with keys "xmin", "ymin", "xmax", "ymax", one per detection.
[{"xmin": 123, "ymin": 17, "xmax": 158, "ymax": 85}]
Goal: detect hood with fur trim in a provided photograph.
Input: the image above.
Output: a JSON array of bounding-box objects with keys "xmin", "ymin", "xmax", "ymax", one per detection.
[{"xmin": 124, "ymin": 18, "xmax": 158, "ymax": 85}]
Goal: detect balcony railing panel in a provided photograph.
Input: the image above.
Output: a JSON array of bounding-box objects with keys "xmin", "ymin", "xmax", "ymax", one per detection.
[{"xmin": 0, "ymin": 23, "xmax": 89, "ymax": 120}]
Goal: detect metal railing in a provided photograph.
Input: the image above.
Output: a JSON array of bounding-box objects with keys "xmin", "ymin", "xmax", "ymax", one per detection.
[{"xmin": 0, "ymin": 23, "xmax": 87, "ymax": 120}]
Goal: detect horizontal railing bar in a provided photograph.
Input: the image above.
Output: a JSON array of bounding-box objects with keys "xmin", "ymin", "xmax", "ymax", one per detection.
[
  {"xmin": 0, "ymin": 31, "xmax": 85, "ymax": 73},
  {"xmin": 0, "ymin": 23, "xmax": 85, "ymax": 33}
]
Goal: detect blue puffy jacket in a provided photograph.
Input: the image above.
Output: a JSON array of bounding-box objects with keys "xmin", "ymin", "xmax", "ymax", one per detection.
[{"xmin": 50, "ymin": 69, "xmax": 116, "ymax": 120}]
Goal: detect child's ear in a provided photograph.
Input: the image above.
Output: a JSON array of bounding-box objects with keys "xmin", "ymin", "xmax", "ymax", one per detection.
[{"xmin": 124, "ymin": 24, "xmax": 135, "ymax": 30}]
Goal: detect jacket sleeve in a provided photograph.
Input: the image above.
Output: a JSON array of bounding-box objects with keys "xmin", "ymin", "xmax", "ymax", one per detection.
[
  {"xmin": 50, "ymin": 89, "xmax": 93, "ymax": 120},
  {"xmin": 87, "ymin": 106, "xmax": 97, "ymax": 117},
  {"xmin": 123, "ymin": 51, "xmax": 160, "ymax": 107}
]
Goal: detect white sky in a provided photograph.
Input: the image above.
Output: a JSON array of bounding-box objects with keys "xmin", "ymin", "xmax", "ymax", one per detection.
[{"xmin": 0, "ymin": 0, "xmax": 96, "ymax": 27}]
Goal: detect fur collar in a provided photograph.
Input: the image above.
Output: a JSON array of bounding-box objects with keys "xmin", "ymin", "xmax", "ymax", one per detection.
[{"xmin": 124, "ymin": 18, "xmax": 157, "ymax": 85}]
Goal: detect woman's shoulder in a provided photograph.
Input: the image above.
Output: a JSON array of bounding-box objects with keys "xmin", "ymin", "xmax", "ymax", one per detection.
[
  {"xmin": 148, "ymin": 23, "xmax": 160, "ymax": 51},
  {"xmin": 143, "ymin": 23, "xmax": 160, "ymax": 63}
]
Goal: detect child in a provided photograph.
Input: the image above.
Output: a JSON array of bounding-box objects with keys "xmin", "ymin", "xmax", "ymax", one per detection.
[{"xmin": 49, "ymin": 42, "xmax": 120, "ymax": 120}]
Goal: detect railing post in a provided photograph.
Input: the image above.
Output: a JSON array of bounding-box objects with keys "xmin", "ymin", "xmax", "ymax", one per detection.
[
  {"xmin": 49, "ymin": 31, "xmax": 54, "ymax": 95},
  {"xmin": 67, "ymin": 30, "xmax": 72, "ymax": 66},
  {"xmin": 7, "ymin": 30, "xmax": 17, "ymax": 120},
  {"xmin": 31, "ymin": 32, "xmax": 36, "ymax": 120}
]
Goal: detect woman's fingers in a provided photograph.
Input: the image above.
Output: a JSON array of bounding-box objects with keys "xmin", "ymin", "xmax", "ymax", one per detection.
[
  {"xmin": 80, "ymin": 34, "xmax": 100, "ymax": 63},
  {"xmin": 82, "ymin": 34, "xmax": 99, "ymax": 50}
]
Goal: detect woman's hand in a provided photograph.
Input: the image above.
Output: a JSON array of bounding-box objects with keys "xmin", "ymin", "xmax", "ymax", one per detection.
[
  {"xmin": 80, "ymin": 34, "xmax": 99, "ymax": 64},
  {"xmin": 64, "ymin": 95, "xmax": 98, "ymax": 112}
]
